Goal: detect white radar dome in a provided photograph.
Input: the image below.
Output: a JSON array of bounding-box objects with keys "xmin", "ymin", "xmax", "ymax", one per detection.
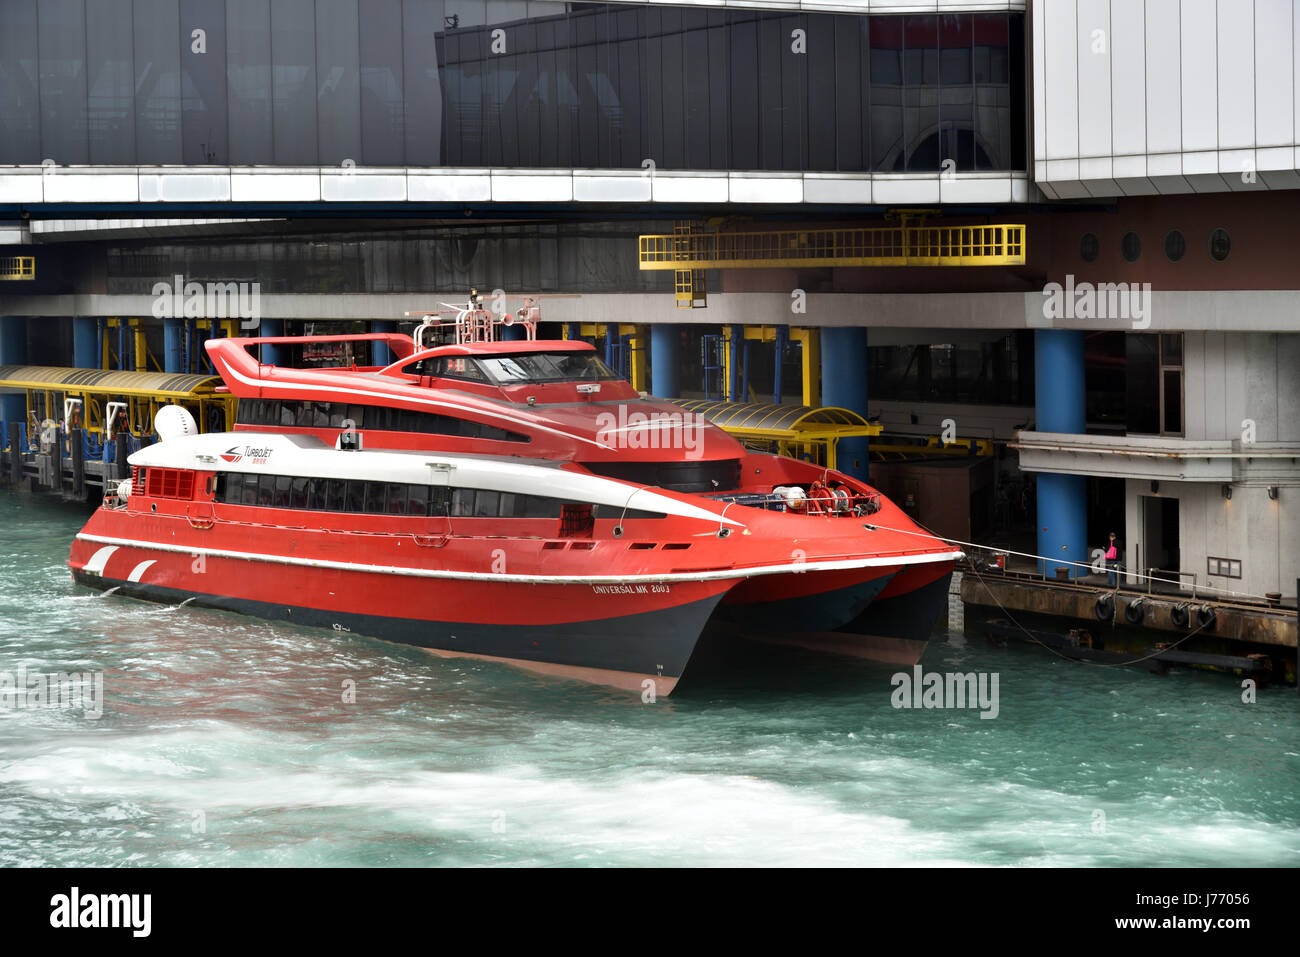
[{"xmin": 154, "ymin": 405, "xmax": 199, "ymax": 441}]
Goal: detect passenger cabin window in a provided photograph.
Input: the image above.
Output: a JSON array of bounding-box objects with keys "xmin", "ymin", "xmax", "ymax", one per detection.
[
  {"xmin": 403, "ymin": 352, "xmax": 620, "ymax": 385},
  {"xmin": 235, "ymin": 398, "xmax": 529, "ymax": 443},
  {"xmin": 212, "ymin": 472, "xmax": 664, "ymax": 521}
]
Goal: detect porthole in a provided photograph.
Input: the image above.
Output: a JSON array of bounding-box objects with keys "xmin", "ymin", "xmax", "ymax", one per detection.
[
  {"xmin": 1079, "ymin": 233, "xmax": 1099, "ymax": 263},
  {"xmin": 1209, "ymin": 228, "xmax": 1231, "ymax": 262},
  {"xmin": 1163, "ymin": 229, "xmax": 1186, "ymax": 262},
  {"xmin": 1121, "ymin": 231, "xmax": 1141, "ymax": 263}
]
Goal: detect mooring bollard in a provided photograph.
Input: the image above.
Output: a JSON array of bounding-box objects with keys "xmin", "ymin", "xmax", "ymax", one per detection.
[
  {"xmin": 6, "ymin": 421, "xmax": 20, "ymax": 485},
  {"xmin": 51, "ymin": 426, "xmax": 64, "ymax": 494},
  {"xmin": 71, "ymin": 428, "xmax": 86, "ymax": 500},
  {"xmin": 114, "ymin": 433, "xmax": 131, "ymax": 482}
]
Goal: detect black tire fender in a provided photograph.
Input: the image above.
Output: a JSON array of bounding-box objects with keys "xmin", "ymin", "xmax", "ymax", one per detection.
[
  {"xmin": 1124, "ymin": 597, "xmax": 1147, "ymax": 624},
  {"xmin": 1095, "ymin": 593, "xmax": 1115, "ymax": 621},
  {"xmin": 1170, "ymin": 603, "xmax": 1190, "ymax": 628}
]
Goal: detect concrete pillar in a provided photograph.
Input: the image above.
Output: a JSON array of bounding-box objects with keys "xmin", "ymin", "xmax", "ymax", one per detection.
[
  {"xmin": 650, "ymin": 324, "xmax": 680, "ymax": 398},
  {"xmin": 260, "ymin": 318, "xmax": 283, "ymax": 367},
  {"xmin": 73, "ymin": 317, "xmax": 98, "ymax": 369},
  {"xmin": 0, "ymin": 317, "xmax": 26, "ymax": 423},
  {"xmin": 163, "ymin": 318, "xmax": 184, "ymax": 373},
  {"xmin": 1034, "ymin": 329, "xmax": 1088, "ymax": 577},
  {"xmin": 820, "ymin": 326, "xmax": 869, "ymax": 480}
]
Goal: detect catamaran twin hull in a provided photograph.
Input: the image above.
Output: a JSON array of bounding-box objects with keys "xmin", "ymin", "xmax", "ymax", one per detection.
[{"xmin": 70, "ymin": 436, "xmax": 958, "ymax": 696}]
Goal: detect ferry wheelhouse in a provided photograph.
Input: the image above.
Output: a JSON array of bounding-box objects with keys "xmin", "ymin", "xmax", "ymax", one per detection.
[{"xmin": 69, "ymin": 298, "xmax": 960, "ymax": 694}]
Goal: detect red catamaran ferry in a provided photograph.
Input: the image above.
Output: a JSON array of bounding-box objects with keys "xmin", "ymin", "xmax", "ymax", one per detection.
[{"xmin": 69, "ymin": 295, "xmax": 960, "ymax": 694}]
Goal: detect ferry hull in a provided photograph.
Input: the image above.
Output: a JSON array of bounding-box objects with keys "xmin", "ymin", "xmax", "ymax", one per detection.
[
  {"xmin": 69, "ymin": 539, "xmax": 734, "ymax": 695},
  {"xmin": 843, "ymin": 563, "xmax": 955, "ymax": 642}
]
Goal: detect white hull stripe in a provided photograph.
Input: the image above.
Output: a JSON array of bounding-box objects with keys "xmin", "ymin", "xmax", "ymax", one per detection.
[
  {"xmin": 127, "ymin": 560, "xmax": 157, "ymax": 583},
  {"xmin": 76, "ymin": 533, "xmax": 962, "ymax": 585},
  {"xmin": 84, "ymin": 545, "xmax": 118, "ymax": 577}
]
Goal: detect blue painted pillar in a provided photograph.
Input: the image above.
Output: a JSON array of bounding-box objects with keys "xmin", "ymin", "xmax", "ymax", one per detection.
[
  {"xmin": 117, "ymin": 322, "xmax": 130, "ymax": 371},
  {"xmin": 650, "ymin": 324, "xmax": 680, "ymax": 398},
  {"xmin": 820, "ymin": 326, "xmax": 870, "ymax": 480},
  {"xmin": 773, "ymin": 325, "xmax": 789, "ymax": 404},
  {"xmin": 500, "ymin": 322, "xmax": 526, "ymax": 341},
  {"xmin": 1034, "ymin": 329, "xmax": 1088, "ymax": 578},
  {"xmin": 162, "ymin": 318, "xmax": 184, "ymax": 373},
  {"xmin": 370, "ymin": 320, "xmax": 395, "ymax": 366},
  {"xmin": 73, "ymin": 317, "xmax": 98, "ymax": 369},
  {"xmin": 0, "ymin": 317, "xmax": 26, "ymax": 423},
  {"xmin": 604, "ymin": 323, "xmax": 618, "ymax": 371},
  {"xmin": 260, "ymin": 318, "xmax": 283, "ymax": 367}
]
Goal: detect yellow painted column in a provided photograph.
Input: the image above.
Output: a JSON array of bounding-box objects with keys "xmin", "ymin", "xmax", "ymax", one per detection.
[{"xmin": 798, "ymin": 328, "xmax": 820, "ymax": 408}]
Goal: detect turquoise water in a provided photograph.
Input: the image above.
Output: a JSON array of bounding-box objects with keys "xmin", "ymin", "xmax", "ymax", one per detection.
[{"xmin": 2, "ymin": 490, "xmax": 1298, "ymax": 867}]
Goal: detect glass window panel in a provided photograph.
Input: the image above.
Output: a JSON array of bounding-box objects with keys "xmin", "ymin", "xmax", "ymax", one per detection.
[
  {"xmin": 326, "ymin": 477, "xmax": 347, "ymax": 510},
  {"xmin": 727, "ymin": 12, "xmax": 759, "ymax": 171},
  {"xmin": 316, "ymin": 0, "xmax": 362, "ymax": 165},
  {"xmin": 87, "ymin": 0, "xmax": 137, "ymax": 165},
  {"xmin": 405, "ymin": 0, "xmax": 445, "ymax": 165},
  {"xmin": 868, "ymin": 15, "xmax": 903, "ymax": 170},
  {"xmin": 382, "ymin": 482, "xmax": 405, "ymax": 514},
  {"xmin": 901, "ymin": 16, "xmax": 939, "ymax": 171},
  {"xmin": 181, "ymin": 0, "xmax": 229, "ymax": 164},
  {"xmin": 360, "ymin": 0, "xmax": 405, "ymax": 166},
  {"xmin": 0, "ymin": 0, "xmax": 41, "ymax": 163},
  {"xmin": 227, "ymin": 0, "xmax": 274, "ymax": 164},
  {"xmin": 271, "ymin": 0, "xmax": 318, "ymax": 165},
  {"xmin": 473, "ymin": 490, "xmax": 498, "ymax": 516},
  {"xmin": 274, "ymin": 474, "xmax": 292, "ymax": 507},
  {"xmin": 1162, "ymin": 370, "xmax": 1183, "ymax": 435},
  {"xmin": 134, "ymin": 0, "xmax": 184, "ymax": 163},
  {"xmin": 38, "ymin": 0, "xmax": 89, "ymax": 164},
  {"xmin": 291, "ymin": 476, "xmax": 310, "ymax": 509},
  {"xmin": 345, "ymin": 480, "xmax": 366, "ymax": 512}
]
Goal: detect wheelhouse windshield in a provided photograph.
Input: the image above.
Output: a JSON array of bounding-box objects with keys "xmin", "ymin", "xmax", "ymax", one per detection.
[{"xmin": 475, "ymin": 353, "xmax": 622, "ymax": 384}]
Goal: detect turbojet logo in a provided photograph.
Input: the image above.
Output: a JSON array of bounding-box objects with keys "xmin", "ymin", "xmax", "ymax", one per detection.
[
  {"xmin": 220, "ymin": 445, "xmax": 271, "ymax": 465},
  {"xmin": 595, "ymin": 407, "xmax": 708, "ymax": 459},
  {"xmin": 0, "ymin": 667, "xmax": 103, "ymax": 719},
  {"xmin": 151, "ymin": 273, "xmax": 261, "ymax": 329},
  {"xmin": 50, "ymin": 888, "xmax": 151, "ymax": 937},
  {"xmin": 890, "ymin": 665, "xmax": 999, "ymax": 719},
  {"xmin": 1042, "ymin": 274, "xmax": 1153, "ymax": 329}
]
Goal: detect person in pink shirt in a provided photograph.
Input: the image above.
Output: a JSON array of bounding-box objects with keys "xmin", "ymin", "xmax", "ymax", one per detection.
[{"xmin": 1105, "ymin": 532, "xmax": 1120, "ymax": 586}]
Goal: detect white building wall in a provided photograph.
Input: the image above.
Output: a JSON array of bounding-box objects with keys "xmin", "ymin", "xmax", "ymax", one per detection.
[
  {"xmin": 1034, "ymin": 0, "xmax": 1300, "ymax": 197},
  {"xmin": 1124, "ymin": 480, "xmax": 1295, "ymax": 599}
]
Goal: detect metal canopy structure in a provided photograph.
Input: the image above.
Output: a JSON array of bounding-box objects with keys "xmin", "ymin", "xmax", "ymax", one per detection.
[
  {"xmin": 0, "ymin": 366, "xmax": 222, "ymax": 399},
  {"xmin": 0, "ymin": 365, "xmax": 233, "ymax": 439},
  {"xmin": 672, "ymin": 399, "xmax": 882, "ymax": 471}
]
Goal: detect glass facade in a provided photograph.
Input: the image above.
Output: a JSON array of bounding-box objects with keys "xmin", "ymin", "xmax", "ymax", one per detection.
[{"xmin": 0, "ymin": 0, "xmax": 1025, "ymax": 172}]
